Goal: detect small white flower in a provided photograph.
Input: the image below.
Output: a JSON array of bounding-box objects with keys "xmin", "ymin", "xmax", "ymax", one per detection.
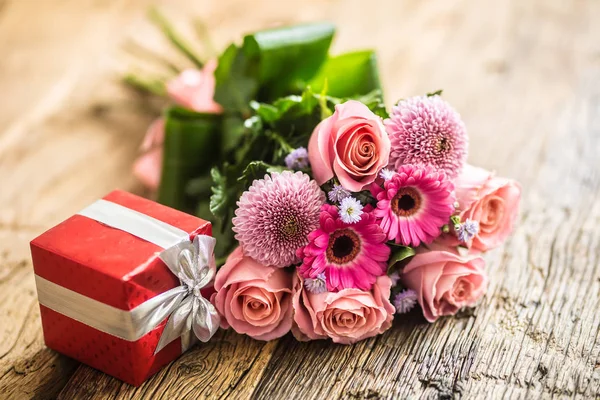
[
  {"xmin": 339, "ymin": 197, "xmax": 363, "ymax": 224},
  {"xmin": 379, "ymin": 168, "xmax": 396, "ymax": 181}
]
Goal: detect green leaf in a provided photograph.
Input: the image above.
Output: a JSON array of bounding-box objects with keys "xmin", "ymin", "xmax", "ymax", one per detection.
[
  {"xmin": 239, "ymin": 161, "xmax": 286, "ymax": 187},
  {"xmin": 265, "ymin": 131, "xmax": 295, "ymax": 160},
  {"xmin": 195, "ymin": 200, "xmax": 235, "ymax": 264},
  {"xmin": 255, "ymin": 92, "xmax": 316, "ymax": 123},
  {"xmin": 215, "ymin": 23, "xmax": 335, "ymax": 111},
  {"xmin": 213, "ymin": 44, "xmax": 259, "ymax": 113},
  {"xmin": 221, "ymin": 114, "xmax": 247, "ymax": 154},
  {"xmin": 387, "ymin": 245, "xmax": 416, "ymax": 274},
  {"xmin": 427, "ymin": 89, "xmax": 443, "ymax": 97},
  {"xmin": 309, "ymin": 50, "xmax": 382, "ymax": 98},
  {"xmin": 299, "ymin": 87, "xmax": 320, "ymax": 114},
  {"xmin": 250, "ymin": 101, "xmax": 280, "ymax": 123},
  {"xmin": 318, "ymin": 81, "xmax": 333, "ymax": 119},
  {"xmin": 148, "ymin": 8, "xmax": 204, "ymax": 68},
  {"xmin": 243, "ymin": 23, "xmax": 335, "ymax": 98},
  {"xmin": 354, "ymin": 89, "xmax": 388, "ymax": 119},
  {"xmin": 250, "ymin": 87, "xmax": 326, "ymax": 148},
  {"xmin": 158, "ymin": 107, "xmax": 221, "ymax": 210},
  {"xmin": 209, "ymin": 166, "xmax": 234, "ymax": 220}
]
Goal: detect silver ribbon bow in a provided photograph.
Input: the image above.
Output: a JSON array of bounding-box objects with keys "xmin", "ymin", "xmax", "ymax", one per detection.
[{"xmin": 154, "ymin": 235, "xmax": 221, "ymax": 353}]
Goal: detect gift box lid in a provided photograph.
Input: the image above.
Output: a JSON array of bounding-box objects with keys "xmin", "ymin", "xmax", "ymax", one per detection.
[{"xmin": 31, "ymin": 190, "xmax": 211, "ymax": 311}]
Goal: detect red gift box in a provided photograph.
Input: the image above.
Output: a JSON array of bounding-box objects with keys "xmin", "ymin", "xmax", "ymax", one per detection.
[{"xmin": 30, "ymin": 190, "xmax": 212, "ymax": 386}]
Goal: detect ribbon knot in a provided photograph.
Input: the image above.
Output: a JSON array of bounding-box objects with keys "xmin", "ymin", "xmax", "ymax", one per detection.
[
  {"xmin": 154, "ymin": 235, "xmax": 221, "ymax": 354},
  {"xmin": 177, "ymin": 249, "xmax": 210, "ymax": 298}
]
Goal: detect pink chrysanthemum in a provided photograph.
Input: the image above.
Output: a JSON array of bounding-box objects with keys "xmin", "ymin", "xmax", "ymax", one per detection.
[
  {"xmin": 385, "ymin": 95, "xmax": 468, "ymax": 178},
  {"xmin": 297, "ymin": 204, "xmax": 390, "ymax": 292},
  {"xmin": 233, "ymin": 171, "xmax": 325, "ymax": 267},
  {"xmin": 370, "ymin": 164, "xmax": 455, "ymax": 246}
]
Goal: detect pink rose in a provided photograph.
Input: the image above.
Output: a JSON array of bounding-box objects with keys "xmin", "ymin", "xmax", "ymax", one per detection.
[
  {"xmin": 401, "ymin": 245, "xmax": 488, "ymax": 322},
  {"xmin": 212, "ymin": 247, "xmax": 295, "ymax": 340},
  {"xmin": 166, "ymin": 60, "xmax": 223, "ymax": 114},
  {"xmin": 133, "ymin": 118, "xmax": 165, "ymax": 190},
  {"xmin": 454, "ymin": 164, "xmax": 521, "ymax": 251},
  {"xmin": 292, "ymin": 274, "xmax": 395, "ymax": 344},
  {"xmin": 133, "ymin": 60, "xmax": 222, "ymax": 190},
  {"xmin": 308, "ymin": 100, "xmax": 391, "ymax": 192}
]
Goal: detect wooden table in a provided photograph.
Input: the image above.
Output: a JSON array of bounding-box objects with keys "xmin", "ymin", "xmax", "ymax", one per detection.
[{"xmin": 1, "ymin": 0, "xmax": 599, "ymax": 398}]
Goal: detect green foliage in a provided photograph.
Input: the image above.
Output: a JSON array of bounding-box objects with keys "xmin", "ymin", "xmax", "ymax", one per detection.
[
  {"xmin": 214, "ymin": 23, "xmax": 336, "ymax": 112},
  {"xmin": 250, "ymin": 88, "xmax": 324, "ymax": 149},
  {"xmin": 309, "ymin": 50, "xmax": 382, "ymax": 98},
  {"xmin": 239, "ymin": 161, "xmax": 286, "ymax": 187},
  {"xmin": 243, "ymin": 23, "xmax": 335, "ymax": 98},
  {"xmin": 131, "ymin": 19, "xmax": 395, "ymax": 261},
  {"xmin": 209, "ymin": 165, "xmax": 242, "ymax": 222},
  {"xmin": 158, "ymin": 107, "xmax": 221, "ymax": 211},
  {"xmin": 207, "ymin": 83, "xmax": 388, "ymax": 241},
  {"xmin": 354, "ymin": 90, "xmax": 388, "ymax": 119},
  {"xmin": 427, "ymin": 89, "xmax": 443, "ymax": 97},
  {"xmin": 213, "ymin": 44, "xmax": 259, "ymax": 114},
  {"xmin": 195, "ymin": 200, "xmax": 234, "ymax": 266},
  {"xmin": 387, "ymin": 244, "xmax": 416, "ymax": 274}
]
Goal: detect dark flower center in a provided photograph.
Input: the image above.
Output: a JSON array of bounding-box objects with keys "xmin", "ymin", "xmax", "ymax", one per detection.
[
  {"xmin": 326, "ymin": 228, "xmax": 361, "ymax": 265},
  {"xmin": 397, "ymin": 195, "xmax": 415, "ymax": 210},
  {"xmin": 392, "ymin": 187, "xmax": 422, "ymax": 217},
  {"xmin": 332, "ymin": 236, "xmax": 354, "ymax": 258},
  {"xmin": 437, "ymin": 136, "xmax": 450, "ymax": 153},
  {"xmin": 279, "ymin": 215, "xmax": 301, "ymax": 238}
]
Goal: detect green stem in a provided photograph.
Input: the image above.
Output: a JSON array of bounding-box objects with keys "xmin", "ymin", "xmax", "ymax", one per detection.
[
  {"xmin": 123, "ymin": 41, "xmax": 181, "ymax": 74},
  {"xmin": 193, "ymin": 19, "xmax": 218, "ymax": 59},
  {"xmin": 266, "ymin": 130, "xmax": 295, "ymax": 153},
  {"xmin": 123, "ymin": 74, "xmax": 167, "ymax": 96},
  {"xmin": 149, "ymin": 8, "xmax": 204, "ymax": 68},
  {"xmin": 318, "ymin": 80, "xmax": 333, "ymax": 119}
]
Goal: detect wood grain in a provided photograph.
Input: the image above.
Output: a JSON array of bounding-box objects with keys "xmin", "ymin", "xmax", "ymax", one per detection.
[{"xmin": 1, "ymin": 0, "xmax": 599, "ymax": 399}]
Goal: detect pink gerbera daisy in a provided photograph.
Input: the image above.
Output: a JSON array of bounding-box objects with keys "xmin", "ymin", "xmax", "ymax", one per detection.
[
  {"xmin": 370, "ymin": 164, "xmax": 455, "ymax": 246},
  {"xmin": 233, "ymin": 171, "xmax": 325, "ymax": 267},
  {"xmin": 385, "ymin": 95, "xmax": 468, "ymax": 178},
  {"xmin": 297, "ymin": 204, "xmax": 390, "ymax": 292}
]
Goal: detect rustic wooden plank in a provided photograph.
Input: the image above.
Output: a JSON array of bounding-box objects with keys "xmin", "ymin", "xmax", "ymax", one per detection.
[
  {"xmin": 57, "ymin": 331, "xmax": 276, "ymax": 400},
  {"xmin": 0, "ymin": 0, "xmax": 598, "ymax": 398},
  {"xmin": 0, "ymin": 230, "xmax": 79, "ymax": 399},
  {"xmin": 0, "ymin": 0, "xmax": 157, "ymax": 398}
]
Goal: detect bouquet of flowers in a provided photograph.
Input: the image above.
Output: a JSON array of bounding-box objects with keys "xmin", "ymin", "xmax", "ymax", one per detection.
[{"xmin": 127, "ymin": 15, "xmax": 521, "ymax": 344}]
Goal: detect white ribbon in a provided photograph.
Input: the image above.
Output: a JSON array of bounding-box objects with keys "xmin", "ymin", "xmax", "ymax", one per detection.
[{"xmin": 35, "ymin": 199, "xmax": 220, "ymax": 354}]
